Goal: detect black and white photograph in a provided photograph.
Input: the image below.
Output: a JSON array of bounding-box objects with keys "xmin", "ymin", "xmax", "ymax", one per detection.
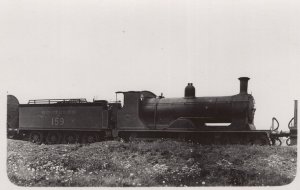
[{"xmin": 0, "ymin": 0, "xmax": 299, "ymax": 188}]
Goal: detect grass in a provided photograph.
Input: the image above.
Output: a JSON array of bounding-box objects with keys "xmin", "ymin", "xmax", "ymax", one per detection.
[{"xmin": 7, "ymin": 138, "xmax": 297, "ymax": 186}]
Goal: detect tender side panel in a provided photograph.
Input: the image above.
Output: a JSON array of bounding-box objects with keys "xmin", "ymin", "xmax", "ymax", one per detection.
[{"xmin": 19, "ymin": 104, "xmax": 107, "ymax": 130}]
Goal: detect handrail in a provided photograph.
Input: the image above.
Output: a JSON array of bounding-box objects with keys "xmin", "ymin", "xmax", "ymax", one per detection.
[{"xmin": 28, "ymin": 98, "xmax": 87, "ymax": 104}]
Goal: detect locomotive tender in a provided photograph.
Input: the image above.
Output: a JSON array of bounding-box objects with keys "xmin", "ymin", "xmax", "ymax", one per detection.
[{"xmin": 7, "ymin": 77, "xmax": 271, "ymax": 145}]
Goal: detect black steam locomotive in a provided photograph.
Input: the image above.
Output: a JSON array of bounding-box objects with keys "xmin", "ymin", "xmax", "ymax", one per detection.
[{"xmin": 7, "ymin": 77, "xmax": 271, "ymax": 145}]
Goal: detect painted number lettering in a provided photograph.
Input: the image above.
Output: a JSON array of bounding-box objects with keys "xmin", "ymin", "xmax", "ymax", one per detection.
[{"xmin": 51, "ymin": 117, "xmax": 64, "ymax": 126}]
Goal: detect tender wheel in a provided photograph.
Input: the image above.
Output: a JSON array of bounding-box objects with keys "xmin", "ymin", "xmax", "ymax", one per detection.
[
  {"xmin": 83, "ymin": 133, "xmax": 97, "ymax": 144},
  {"xmin": 30, "ymin": 132, "xmax": 43, "ymax": 144},
  {"xmin": 98, "ymin": 132, "xmax": 106, "ymax": 141},
  {"xmin": 64, "ymin": 133, "xmax": 79, "ymax": 144},
  {"xmin": 46, "ymin": 132, "xmax": 61, "ymax": 144}
]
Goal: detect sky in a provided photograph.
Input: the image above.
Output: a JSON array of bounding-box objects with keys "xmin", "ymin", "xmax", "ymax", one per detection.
[{"xmin": 1, "ymin": 0, "xmax": 300, "ymax": 132}]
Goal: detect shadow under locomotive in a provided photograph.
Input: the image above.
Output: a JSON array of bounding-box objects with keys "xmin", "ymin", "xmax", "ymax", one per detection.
[{"xmin": 6, "ymin": 77, "xmax": 293, "ymax": 145}]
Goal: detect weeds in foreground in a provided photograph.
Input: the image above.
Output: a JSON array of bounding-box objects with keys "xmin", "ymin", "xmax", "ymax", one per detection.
[{"xmin": 7, "ymin": 139, "xmax": 297, "ymax": 186}]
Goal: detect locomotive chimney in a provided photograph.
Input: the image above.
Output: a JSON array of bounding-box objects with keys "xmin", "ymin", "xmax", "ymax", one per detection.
[
  {"xmin": 238, "ymin": 77, "xmax": 250, "ymax": 94},
  {"xmin": 185, "ymin": 83, "xmax": 195, "ymax": 98}
]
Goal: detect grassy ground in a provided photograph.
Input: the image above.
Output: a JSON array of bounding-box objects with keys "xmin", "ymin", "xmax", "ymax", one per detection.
[{"xmin": 7, "ymin": 138, "xmax": 297, "ymax": 187}]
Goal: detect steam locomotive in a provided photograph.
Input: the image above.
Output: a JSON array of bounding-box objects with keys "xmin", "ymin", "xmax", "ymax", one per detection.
[{"xmin": 7, "ymin": 77, "xmax": 272, "ymax": 145}]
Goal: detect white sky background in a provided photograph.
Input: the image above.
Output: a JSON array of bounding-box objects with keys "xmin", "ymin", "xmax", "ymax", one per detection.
[{"xmin": 1, "ymin": 0, "xmax": 300, "ymax": 131}]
